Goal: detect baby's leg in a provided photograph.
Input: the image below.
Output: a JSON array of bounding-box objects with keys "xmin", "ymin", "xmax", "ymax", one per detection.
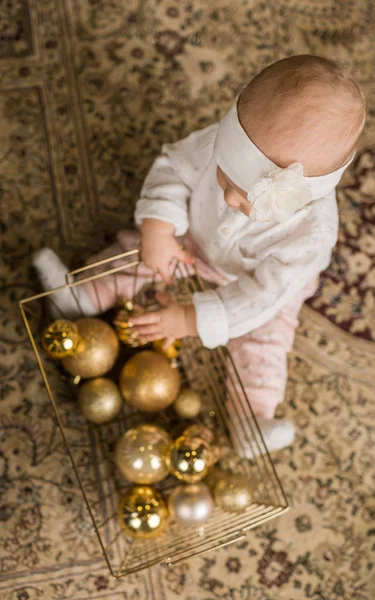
[
  {"xmin": 226, "ymin": 277, "xmax": 319, "ymax": 457},
  {"xmin": 228, "ymin": 277, "xmax": 319, "ymax": 418},
  {"xmin": 33, "ymin": 228, "xmax": 223, "ymax": 319},
  {"xmin": 82, "ymin": 229, "xmax": 159, "ymax": 313}
]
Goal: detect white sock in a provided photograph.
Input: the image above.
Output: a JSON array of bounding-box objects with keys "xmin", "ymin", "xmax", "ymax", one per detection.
[
  {"xmin": 229, "ymin": 416, "xmax": 295, "ymax": 460},
  {"xmin": 32, "ymin": 248, "xmax": 98, "ymax": 319}
]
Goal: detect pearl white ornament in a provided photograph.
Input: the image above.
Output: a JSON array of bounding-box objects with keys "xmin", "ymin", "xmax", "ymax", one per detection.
[{"xmin": 168, "ymin": 483, "xmax": 214, "ymax": 527}]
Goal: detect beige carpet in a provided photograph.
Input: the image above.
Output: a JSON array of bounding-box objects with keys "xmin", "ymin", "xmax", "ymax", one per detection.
[{"xmin": 1, "ymin": 0, "xmax": 375, "ymax": 598}]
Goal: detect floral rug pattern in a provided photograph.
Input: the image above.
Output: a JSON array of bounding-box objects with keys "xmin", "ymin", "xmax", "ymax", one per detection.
[{"xmin": 0, "ymin": 0, "xmax": 374, "ymax": 599}]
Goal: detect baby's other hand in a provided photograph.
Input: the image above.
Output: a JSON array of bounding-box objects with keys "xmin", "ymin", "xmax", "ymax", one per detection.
[
  {"xmin": 129, "ymin": 292, "xmax": 198, "ymax": 347},
  {"xmin": 140, "ymin": 219, "xmax": 194, "ymax": 284}
]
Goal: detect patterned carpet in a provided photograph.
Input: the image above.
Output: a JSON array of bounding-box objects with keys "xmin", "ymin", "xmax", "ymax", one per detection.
[{"xmin": 1, "ymin": 1, "xmax": 375, "ymax": 598}]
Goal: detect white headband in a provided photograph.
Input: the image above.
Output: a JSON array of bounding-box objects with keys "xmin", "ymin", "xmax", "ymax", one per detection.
[{"xmin": 213, "ymin": 94, "xmax": 354, "ymax": 223}]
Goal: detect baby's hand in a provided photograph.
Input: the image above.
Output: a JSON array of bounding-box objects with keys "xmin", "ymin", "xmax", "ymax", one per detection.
[
  {"xmin": 140, "ymin": 219, "xmax": 194, "ymax": 284},
  {"xmin": 129, "ymin": 292, "xmax": 198, "ymax": 347}
]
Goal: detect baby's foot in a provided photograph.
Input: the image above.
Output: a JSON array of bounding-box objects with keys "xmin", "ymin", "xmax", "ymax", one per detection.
[
  {"xmin": 32, "ymin": 248, "xmax": 98, "ymax": 319},
  {"xmin": 230, "ymin": 416, "xmax": 295, "ymax": 460}
]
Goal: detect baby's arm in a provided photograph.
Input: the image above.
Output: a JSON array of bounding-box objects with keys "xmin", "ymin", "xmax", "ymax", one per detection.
[
  {"xmin": 135, "ymin": 150, "xmax": 193, "ymax": 283},
  {"xmin": 193, "ymin": 229, "xmax": 337, "ymax": 349},
  {"xmin": 135, "ymin": 124, "xmax": 217, "ymax": 283}
]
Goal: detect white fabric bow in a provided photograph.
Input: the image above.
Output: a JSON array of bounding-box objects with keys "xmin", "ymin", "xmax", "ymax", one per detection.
[{"xmin": 247, "ymin": 162, "xmax": 312, "ymax": 223}]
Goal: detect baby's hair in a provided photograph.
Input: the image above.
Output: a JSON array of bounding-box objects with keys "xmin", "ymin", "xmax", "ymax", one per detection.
[{"xmin": 238, "ymin": 55, "xmax": 366, "ymax": 172}]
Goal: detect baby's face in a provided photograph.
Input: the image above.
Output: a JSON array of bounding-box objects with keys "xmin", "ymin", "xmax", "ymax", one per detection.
[{"xmin": 216, "ymin": 166, "xmax": 251, "ymax": 216}]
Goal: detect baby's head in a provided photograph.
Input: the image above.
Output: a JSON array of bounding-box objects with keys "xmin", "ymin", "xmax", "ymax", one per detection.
[
  {"xmin": 238, "ymin": 55, "xmax": 366, "ymax": 177},
  {"xmin": 217, "ymin": 55, "xmax": 366, "ymax": 217}
]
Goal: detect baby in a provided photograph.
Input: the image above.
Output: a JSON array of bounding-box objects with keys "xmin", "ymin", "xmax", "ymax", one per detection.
[{"xmin": 33, "ymin": 55, "xmax": 366, "ymax": 455}]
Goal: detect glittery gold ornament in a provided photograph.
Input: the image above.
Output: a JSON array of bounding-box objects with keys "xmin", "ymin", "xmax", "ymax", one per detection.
[
  {"xmin": 172, "ymin": 388, "xmax": 202, "ymax": 419},
  {"xmin": 78, "ymin": 377, "xmax": 122, "ymax": 424},
  {"xmin": 165, "ymin": 432, "xmax": 215, "ymax": 483},
  {"xmin": 62, "ymin": 318, "xmax": 119, "ymax": 379},
  {"xmin": 115, "ymin": 424, "xmax": 171, "ymax": 484},
  {"xmin": 113, "ymin": 300, "xmax": 148, "ymax": 348},
  {"xmin": 42, "ymin": 320, "xmax": 81, "ymax": 359},
  {"xmin": 213, "ymin": 473, "xmax": 253, "ymax": 513},
  {"xmin": 168, "ymin": 483, "xmax": 214, "ymax": 527},
  {"xmin": 119, "ymin": 350, "xmax": 181, "ymax": 412},
  {"xmin": 152, "ymin": 339, "xmax": 181, "ymax": 360},
  {"xmin": 117, "ymin": 486, "xmax": 169, "ymax": 539}
]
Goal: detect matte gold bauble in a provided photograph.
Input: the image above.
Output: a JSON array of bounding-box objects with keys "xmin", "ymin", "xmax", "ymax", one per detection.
[
  {"xmin": 78, "ymin": 377, "xmax": 122, "ymax": 424},
  {"xmin": 42, "ymin": 319, "xmax": 81, "ymax": 359},
  {"xmin": 115, "ymin": 424, "xmax": 171, "ymax": 484},
  {"xmin": 62, "ymin": 318, "xmax": 119, "ymax": 379},
  {"xmin": 119, "ymin": 350, "xmax": 181, "ymax": 412},
  {"xmin": 152, "ymin": 339, "xmax": 181, "ymax": 360},
  {"xmin": 113, "ymin": 300, "xmax": 148, "ymax": 348},
  {"xmin": 165, "ymin": 433, "xmax": 214, "ymax": 483},
  {"xmin": 168, "ymin": 483, "xmax": 214, "ymax": 527},
  {"xmin": 214, "ymin": 473, "xmax": 253, "ymax": 513},
  {"xmin": 117, "ymin": 486, "xmax": 169, "ymax": 539},
  {"xmin": 172, "ymin": 388, "xmax": 202, "ymax": 419}
]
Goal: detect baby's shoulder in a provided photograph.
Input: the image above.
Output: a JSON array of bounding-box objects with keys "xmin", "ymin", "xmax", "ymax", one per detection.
[
  {"xmin": 161, "ymin": 122, "xmax": 219, "ymax": 187},
  {"xmin": 305, "ymin": 190, "xmax": 338, "ymax": 221},
  {"xmin": 294, "ymin": 190, "xmax": 339, "ymax": 242}
]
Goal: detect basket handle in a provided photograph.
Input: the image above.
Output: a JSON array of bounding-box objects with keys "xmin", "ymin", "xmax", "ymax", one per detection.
[{"xmin": 65, "ymin": 248, "xmax": 140, "ymax": 284}]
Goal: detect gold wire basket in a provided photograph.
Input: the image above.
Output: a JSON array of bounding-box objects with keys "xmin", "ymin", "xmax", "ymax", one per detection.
[{"xmin": 19, "ymin": 248, "xmax": 288, "ymax": 577}]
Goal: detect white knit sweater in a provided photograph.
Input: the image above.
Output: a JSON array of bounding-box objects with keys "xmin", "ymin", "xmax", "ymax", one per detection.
[{"xmin": 135, "ymin": 123, "xmax": 347, "ymax": 349}]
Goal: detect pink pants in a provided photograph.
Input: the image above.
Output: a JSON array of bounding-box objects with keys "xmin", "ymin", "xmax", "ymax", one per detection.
[{"xmin": 83, "ymin": 229, "xmax": 318, "ymax": 419}]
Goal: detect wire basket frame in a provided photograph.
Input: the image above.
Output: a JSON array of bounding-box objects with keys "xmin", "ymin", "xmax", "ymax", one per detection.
[{"xmin": 19, "ymin": 248, "xmax": 289, "ymax": 577}]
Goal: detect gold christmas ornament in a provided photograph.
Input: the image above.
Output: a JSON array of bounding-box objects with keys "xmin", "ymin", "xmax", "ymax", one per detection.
[
  {"xmin": 62, "ymin": 318, "xmax": 119, "ymax": 379},
  {"xmin": 115, "ymin": 424, "xmax": 171, "ymax": 484},
  {"xmin": 119, "ymin": 350, "xmax": 181, "ymax": 412},
  {"xmin": 113, "ymin": 300, "xmax": 148, "ymax": 348},
  {"xmin": 78, "ymin": 378, "xmax": 122, "ymax": 425},
  {"xmin": 172, "ymin": 388, "xmax": 202, "ymax": 419},
  {"xmin": 213, "ymin": 473, "xmax": 253, "ymax": 513},
  {"xmin": 165, "ymin": 432, "xmax": 215, "ymax": 483},
  {"xmin": 42, "ymin": 319, "xmax": 81, "ymax": 359},
  {"xmin": 152, "ymin": 339, "xmax": 181, "ymax": 360},
  {"xmin": 117, "ymin": 486, "xmax": 169, "ymax": 539},
  {"xmin": 168, "ymin": 483, "xmax": 214, "ymax": 527}
]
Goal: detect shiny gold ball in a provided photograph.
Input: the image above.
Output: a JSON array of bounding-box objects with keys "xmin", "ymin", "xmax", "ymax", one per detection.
[
  {"xmin": 115, "ymin": 424, "xmax": 171, "ymax": 484},
  {"xmin": 117, "ymin": 486, "xmax": 169, "ymax": 539},
  {"xmin": 172, "ymin": 388, "xmax": 202, "ymax": 419},
  {"xmin": 42, "ymin": 320, "xmax": 81, "ymax": 359},
  {"xmin": 165, "ymin": 433, "xmax": 215, "ymax": 483},
  {"xmin": 62, "ymin": 318, "xmax": 119, "ymax": 379},
  {"xmin": 113, "ymin": 300, "xmax": 148, "ymax": 348},
  {"xmin": 152, "ymin": 339, "xmax": 181, "ymax": 360},
  {"xmin": 168, "ymin": 483, "xmax": 214, "ymax": 527},
  {"xmin": 78, "ymin": 377, "xmax": 122, "ymax": 424},
  {"xmin": 119, "ymin": 350, "xmax": 181, "ymax": 412},
  {"xmin": 214, "ymin": 473, "xmax": 253, "ymax": 513}
]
